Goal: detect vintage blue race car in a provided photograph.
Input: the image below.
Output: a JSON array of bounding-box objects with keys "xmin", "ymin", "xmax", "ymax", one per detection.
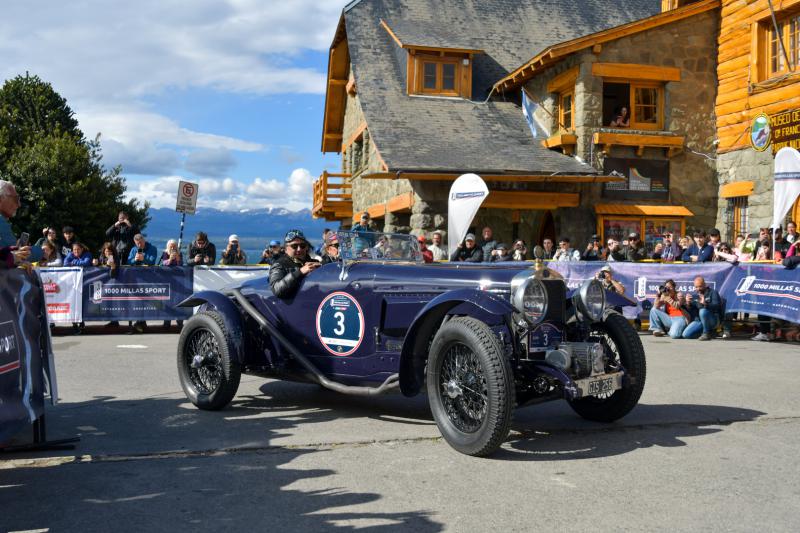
[{"xmin": 176, "ymin": 232, "xmax": 646, "ymax": 457}]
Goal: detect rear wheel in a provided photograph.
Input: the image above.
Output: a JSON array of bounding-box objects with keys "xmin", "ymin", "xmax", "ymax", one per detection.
[
  {"xmin": 427, "ymin": 317, "xmax": 513, "ymax": 457},
  {"xmin": 568, "ymin": 312, "xmax": 646, "ymax": 422},
  {"xmin": 177, "ymin": 310, "xmax": 241, "ymax": 410}
]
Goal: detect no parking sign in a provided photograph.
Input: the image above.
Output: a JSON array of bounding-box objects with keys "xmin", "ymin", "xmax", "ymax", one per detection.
[{"xmin": 316, "ymin": 292, "xmax": 365, "ymax": 356}]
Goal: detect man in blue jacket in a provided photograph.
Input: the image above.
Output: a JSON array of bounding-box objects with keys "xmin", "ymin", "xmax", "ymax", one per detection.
[
  {"xmin": 128, "ymin": 234, "xmax": 157, "ymax": 265},
  {"xmin": 127, "ymin": 233, "xmax": 157, "ymax": 334},
  {"xmin": 681, "ymin": 231, "xmax": 714, "ymax": 263},
  {"xmin": 682, "ymin": 276, "xmax": 722, "ymax": 340}
]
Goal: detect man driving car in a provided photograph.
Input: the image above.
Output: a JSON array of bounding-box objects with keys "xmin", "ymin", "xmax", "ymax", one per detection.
[{"xmin": 269, "ymin": 229, "xmax": 320, "ymax": 298}]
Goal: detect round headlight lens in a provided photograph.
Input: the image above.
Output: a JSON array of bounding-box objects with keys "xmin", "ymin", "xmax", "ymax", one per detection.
[
  {"xmin": 512, "ymin": 278, "xmax": 548, "ymax": 325},
  {"xmin": 576, "ymin": 279, "xmax": 606, "ymax": 322}
]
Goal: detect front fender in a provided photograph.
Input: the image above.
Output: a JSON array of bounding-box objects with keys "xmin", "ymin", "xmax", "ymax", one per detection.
[
  {"xmin": 179, "ymin": 291, "xmax": 245, "ymax": 364},
  {"xmin": 398, "ymin": 289, "xmax": 514, "ymax": 397}
]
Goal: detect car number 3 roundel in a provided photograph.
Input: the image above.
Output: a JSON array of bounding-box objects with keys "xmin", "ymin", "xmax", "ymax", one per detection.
[{"xmin": 316, "ymin": 292, "xmax": 365, "ymax": 356}]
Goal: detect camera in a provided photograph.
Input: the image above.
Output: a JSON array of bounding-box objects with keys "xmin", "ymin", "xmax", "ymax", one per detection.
[
  {"xmin": 656, "ymin": 285, "xmax": 666, "ymax": 295},
  {"xmin": 596, "ymin": 271, "xmax": 605, "ymax": 280}
]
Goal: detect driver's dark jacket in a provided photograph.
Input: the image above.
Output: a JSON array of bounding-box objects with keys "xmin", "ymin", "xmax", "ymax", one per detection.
[
  {"xmin": 269, "ymin": 254, "xmax": 319, "ymax": 298},
  {"xmin": 450, "ymin": 246, "xmax": 483, "ymax": 262}
]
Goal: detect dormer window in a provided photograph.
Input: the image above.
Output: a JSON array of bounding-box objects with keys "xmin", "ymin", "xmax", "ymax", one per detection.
[
  {"xmin": 416, "ymin": 54, "xmax": 462, "ymax": 96},
  {"xmin": 380, "ymin": 19, "xmax": 481, "ymax": 99}
]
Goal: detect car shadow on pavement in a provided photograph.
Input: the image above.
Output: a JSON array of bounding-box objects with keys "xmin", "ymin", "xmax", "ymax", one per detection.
[
  {"xmin": 498, "ymin": 403, "xmax": 766, "ymax": 461},
  {"xmin": 0, "ymin": 391, "xmax": 443, "ymax": 532}
]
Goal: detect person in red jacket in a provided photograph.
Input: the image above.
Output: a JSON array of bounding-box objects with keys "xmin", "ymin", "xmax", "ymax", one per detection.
[{"xmin": 417, "ymin": 234, "xmax": 433, "ymax": 263}]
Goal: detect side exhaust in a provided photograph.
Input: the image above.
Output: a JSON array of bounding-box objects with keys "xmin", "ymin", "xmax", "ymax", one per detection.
[{"xmin": 230, "ymin": 289, "xmax": 399, "ymax": 396}]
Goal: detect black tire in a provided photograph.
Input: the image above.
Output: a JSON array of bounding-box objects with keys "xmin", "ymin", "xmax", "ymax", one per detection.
[
  {"xmin": 177, "ymin": 310, "xmax": 241, "ymax": 410},
  {"xmin": 426, "ymin": 316, "xmax": 513, "ymax": 457},
  {"xmin": 568, "ymin": 312, "xmax": 646, "ymax": 422}
]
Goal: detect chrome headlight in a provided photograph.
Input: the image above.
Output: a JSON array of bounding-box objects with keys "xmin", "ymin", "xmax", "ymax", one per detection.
[
  {"xmin": 574, "ymin": 279, "xmax": 606, "ymax": 322},
  {"xmin": 512, "ymin": 277, "xmax": 548, "ymax": 325}
]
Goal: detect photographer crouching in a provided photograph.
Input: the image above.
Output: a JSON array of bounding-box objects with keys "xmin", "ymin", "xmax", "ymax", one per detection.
[{"xmin": 649, "ymin": 279, "xmax": 690, "ymax": 339}]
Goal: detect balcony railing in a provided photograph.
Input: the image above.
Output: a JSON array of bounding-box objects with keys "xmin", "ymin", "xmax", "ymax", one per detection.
[{"xmin": 312, "ymin": 171, "xmax": 352, "ymax": 221}]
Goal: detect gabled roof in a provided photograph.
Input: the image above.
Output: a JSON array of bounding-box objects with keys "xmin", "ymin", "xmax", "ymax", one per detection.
[
  {"xmin": 494, "ymin": 0, "xmax": 720, "ymax": 92},
  {"xmin": 327, "ymin": 0, "xmax": 663, "ymax": 175}
]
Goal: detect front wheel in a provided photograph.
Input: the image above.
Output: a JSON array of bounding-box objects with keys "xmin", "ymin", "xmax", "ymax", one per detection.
[
  {"xmin": 427, "ymin": 317, "xmax": 513, "ymax": 457},
  {"xmin": 177, "ymin": 310, "xmax": 241, "ymax": 410},
  {"xmin": 568, "ymin": 312, "xmax": 646, "ymax": 422}
]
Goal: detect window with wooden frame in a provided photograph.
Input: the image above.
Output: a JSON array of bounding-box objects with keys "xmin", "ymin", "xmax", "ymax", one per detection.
[
  {"xmin": 409, "ymin": 52, "xmax": 471, "ymax": 98},
  {"xmin": 547, "ymin": 66, "xmax": 579, "ymax": 132},
  {"xmin": 558, "ymin": 91, "xmax": 574, "ymax": 131},
  {"xmin": 755, "ymin": 10, "xmax": 800, "ymax": 81},
  {"xmin": 725, "ymin": 197, "xmax": 749, "ymax": 242},
  {"xmin": 603, "ymin": 81, "xmax": 665, "ymax": 130}
]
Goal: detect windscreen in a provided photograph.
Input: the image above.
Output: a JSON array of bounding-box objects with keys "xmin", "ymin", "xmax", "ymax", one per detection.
[{"xmin": 337, "ymin": 230, "xmax": 422, "ymax": 263}]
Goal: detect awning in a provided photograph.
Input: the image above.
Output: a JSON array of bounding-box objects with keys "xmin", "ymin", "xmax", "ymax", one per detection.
[
  {"xmin": 595, "ymin": 204, "xmax": 694, "ymax": 217},
  {"xmin": 720, "ymin": 181, "xmax": 754, "ymax": 198}
]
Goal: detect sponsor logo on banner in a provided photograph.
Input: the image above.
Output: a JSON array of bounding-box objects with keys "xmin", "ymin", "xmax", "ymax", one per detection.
[
  {"xmin": 735, "ymin": 276, "xmax": 800, "ymax": 300},
  {"xmin": 632, "ymin": 276, "xmax": 716, "ymax": 302},
  {"xmin": 450, "ymin": 191, "xmax": 486, "ymax": 201},
  {"xmin": 0, "ymin": 321, "xmax": 20, "ymax": 376},
  {"xmin": 90, "ymin": 282, "xmax": 170, "ymax": 303},
  {"xmin": 38, "ymin": 268, "xmax": 83, "ymax": 323}
]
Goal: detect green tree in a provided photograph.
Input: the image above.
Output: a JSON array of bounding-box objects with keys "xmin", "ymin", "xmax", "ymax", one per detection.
[{"xmin": 0, "ymin": 73, "xmax": 148, "ymax": 252}]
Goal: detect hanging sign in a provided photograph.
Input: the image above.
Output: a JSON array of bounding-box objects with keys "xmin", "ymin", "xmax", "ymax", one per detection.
[
  {"xmin": 750, "ymin": 113, "xmax": 772, "ymax": 152},
  {"xmin": 770, "ymin": 109, "xmax": 800, "ymax": 154}
]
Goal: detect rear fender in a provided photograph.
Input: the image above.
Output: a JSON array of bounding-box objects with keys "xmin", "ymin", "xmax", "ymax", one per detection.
[
  {"xmin": 399, "ymin": 289, "xmax": 514, "ymax": 397},
  {"xmin": 179, "ymin": 291, "xmax": 245, "ymax": 364}
]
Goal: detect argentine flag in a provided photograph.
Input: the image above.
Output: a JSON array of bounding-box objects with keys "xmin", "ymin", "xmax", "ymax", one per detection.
[{"xmin": 521, "ymin": 90, "xmax": 538, "ymax": 139}]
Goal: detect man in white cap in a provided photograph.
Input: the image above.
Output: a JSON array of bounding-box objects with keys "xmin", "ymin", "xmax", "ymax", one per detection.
[
  {"xmin": 597, "ymin": 265, "xmax": 625, "ymax": 294},
  {"xmin": 220, "ymin": 234, "xmax": 247, "ymax": 265},
  {"xmin": 450, "ymin": 233, "xmax": 484, "ymax": 262}
]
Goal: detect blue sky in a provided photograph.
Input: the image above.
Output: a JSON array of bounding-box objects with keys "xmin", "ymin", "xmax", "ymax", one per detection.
[{"xmin": 0, "ymin": 0, "xmax": 344, "ymax": 211}]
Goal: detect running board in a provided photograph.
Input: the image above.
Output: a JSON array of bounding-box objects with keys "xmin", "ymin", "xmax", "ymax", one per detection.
[{"xmin": 230, "ymin": 289, "xmax": 400, "ymax": 396}]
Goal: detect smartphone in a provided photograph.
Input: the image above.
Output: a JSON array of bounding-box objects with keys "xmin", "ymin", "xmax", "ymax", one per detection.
[{"xmin": 18, "ymin": 232, "xmax": 29, "ymax": 246}]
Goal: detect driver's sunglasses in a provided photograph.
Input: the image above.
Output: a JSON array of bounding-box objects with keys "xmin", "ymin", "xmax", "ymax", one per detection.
[
  {"xmin": 287, "ymin": 242, "xmax": 307, "ymax": 250},
  {"xmin": 328, "ymin": 243, "xmax": 340, "ymax": 249},
  {"xmin": 196, "ymin": 240, "xmax": 206, "ymax": 245}
]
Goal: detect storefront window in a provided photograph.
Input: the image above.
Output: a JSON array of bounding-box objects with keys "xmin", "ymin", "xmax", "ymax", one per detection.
[
  {"xmin": 644, "ymin": 218, "xmax": 682, "ymax": 253},
  {"xmin": 602, "ymin": 218, "xmax": 641, "ymax": 244}
]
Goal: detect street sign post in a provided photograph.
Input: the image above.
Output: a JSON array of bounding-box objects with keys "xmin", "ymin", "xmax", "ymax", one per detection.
[{"xmin": 175, "ymin": 181, "xmax": 199, "ymax": 250}]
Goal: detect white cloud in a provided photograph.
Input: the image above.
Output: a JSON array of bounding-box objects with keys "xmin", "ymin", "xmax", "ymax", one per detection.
[
  {"xmin": 0, "ymin": 0, "xmax": 341, "ymax": 188},
  {"xmin": 185, "ymin": 148, "xmax": 238, "ymax": 178},
  {"xmin": 127, "ymin": 169, "xmax": 315, "ymax": 211},
  {"xmin": 0, "ymin": 0, "xmax": 342, "ymax": 102}
]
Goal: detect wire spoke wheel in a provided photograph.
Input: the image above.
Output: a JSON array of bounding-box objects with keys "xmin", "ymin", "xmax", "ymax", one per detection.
[
  {"xmin": 427, "ymin": 317, "xmax": 513, "ymax": 457},
  {"xmin": 185, "ymin": 329, "xmax": 223, "ymax": 395},
  {"xmin": 568, "ymin": 313, "xmax": 646, "ymax": 422},
  {"xmin": 439, "ymin": 343, "xmax": 488, "ymax": 433},
  {"xmin": 177, "ymin": 310, "xmax": 241, "ymax": 410}
]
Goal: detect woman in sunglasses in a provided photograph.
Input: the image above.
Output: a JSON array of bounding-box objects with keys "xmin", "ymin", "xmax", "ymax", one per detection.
[{"xmin": 269, "ymin": 229, "xmax": 320, "ymax": 298}]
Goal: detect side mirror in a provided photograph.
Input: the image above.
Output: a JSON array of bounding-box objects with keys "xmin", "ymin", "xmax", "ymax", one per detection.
[{"xmin": 533, "ymin": 245, "xmax": 544, "ymax": 260}]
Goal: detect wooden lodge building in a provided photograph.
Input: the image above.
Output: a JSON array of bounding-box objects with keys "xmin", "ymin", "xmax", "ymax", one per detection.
[
  {"xmin": 715, "ymin": 0, "xmax": 800, "ymax": 237},
  {"xmin": 313, "ymin": 0, "xmax": 799, "ymax": 249}
]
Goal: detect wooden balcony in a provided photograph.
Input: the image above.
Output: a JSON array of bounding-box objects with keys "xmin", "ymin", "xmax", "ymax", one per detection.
[{"xmin": 312, "ymin": 171, "xmax": 352, "ymax": 221}]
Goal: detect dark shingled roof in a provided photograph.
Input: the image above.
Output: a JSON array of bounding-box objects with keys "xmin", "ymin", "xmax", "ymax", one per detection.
[{"xmin": 342, "ymin": 0, "xmax": 662, "ymax": 175}]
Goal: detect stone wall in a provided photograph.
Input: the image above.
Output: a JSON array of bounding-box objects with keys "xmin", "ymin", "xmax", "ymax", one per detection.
[
  {"xmin": 715, "ymin": 148, "xmax": 777, "ymax": 237},
  {"xmin": 522, "ymin": 10, "xmax": 719, "ymax": 245}
]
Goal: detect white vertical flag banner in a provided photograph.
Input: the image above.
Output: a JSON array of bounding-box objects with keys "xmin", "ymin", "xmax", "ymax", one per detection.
[
  {"xmin": 447, "ymin": 174, "xmax": 489, "ymax": 258},
  {"xmin": 772, "ymin": 147, "xmax": 800, "ymax": 229},
  {"xmin": 521, "ymin": 90, "xmax": 539, "ymax": 139},
  {"xmin": 37, "ymin": 267, "xmax": 83, "ymax": 323}
]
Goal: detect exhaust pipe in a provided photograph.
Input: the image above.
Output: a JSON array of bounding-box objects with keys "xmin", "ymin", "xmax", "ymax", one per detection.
[{"xmin": 230, "ymin": 289, "xmax": 399, "ymax": 396}]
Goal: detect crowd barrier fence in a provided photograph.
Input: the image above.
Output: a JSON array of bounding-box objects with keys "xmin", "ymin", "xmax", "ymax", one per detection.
[
  {"xmin": 0, "ymin": 269, "xmax": 56, "ymax": 444},
  {"xmin": 33, "ymin": 263, "xmax": 799, "ymax": 324}
]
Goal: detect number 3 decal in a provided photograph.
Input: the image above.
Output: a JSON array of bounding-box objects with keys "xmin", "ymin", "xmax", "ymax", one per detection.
[{"xmin": 333, "ymin": 311, "xmax": 346, "ymax": 335}]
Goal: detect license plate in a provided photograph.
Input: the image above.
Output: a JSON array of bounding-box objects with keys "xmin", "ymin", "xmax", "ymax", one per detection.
[{"xmin": 574, "ymin": 372, "xmax": 623, "ymax": 398}]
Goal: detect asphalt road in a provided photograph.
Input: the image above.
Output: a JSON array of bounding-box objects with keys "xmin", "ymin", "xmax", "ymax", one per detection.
[{"xmin": 2, "ymin": 331, "xmax": 800, "ymax": 532}]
